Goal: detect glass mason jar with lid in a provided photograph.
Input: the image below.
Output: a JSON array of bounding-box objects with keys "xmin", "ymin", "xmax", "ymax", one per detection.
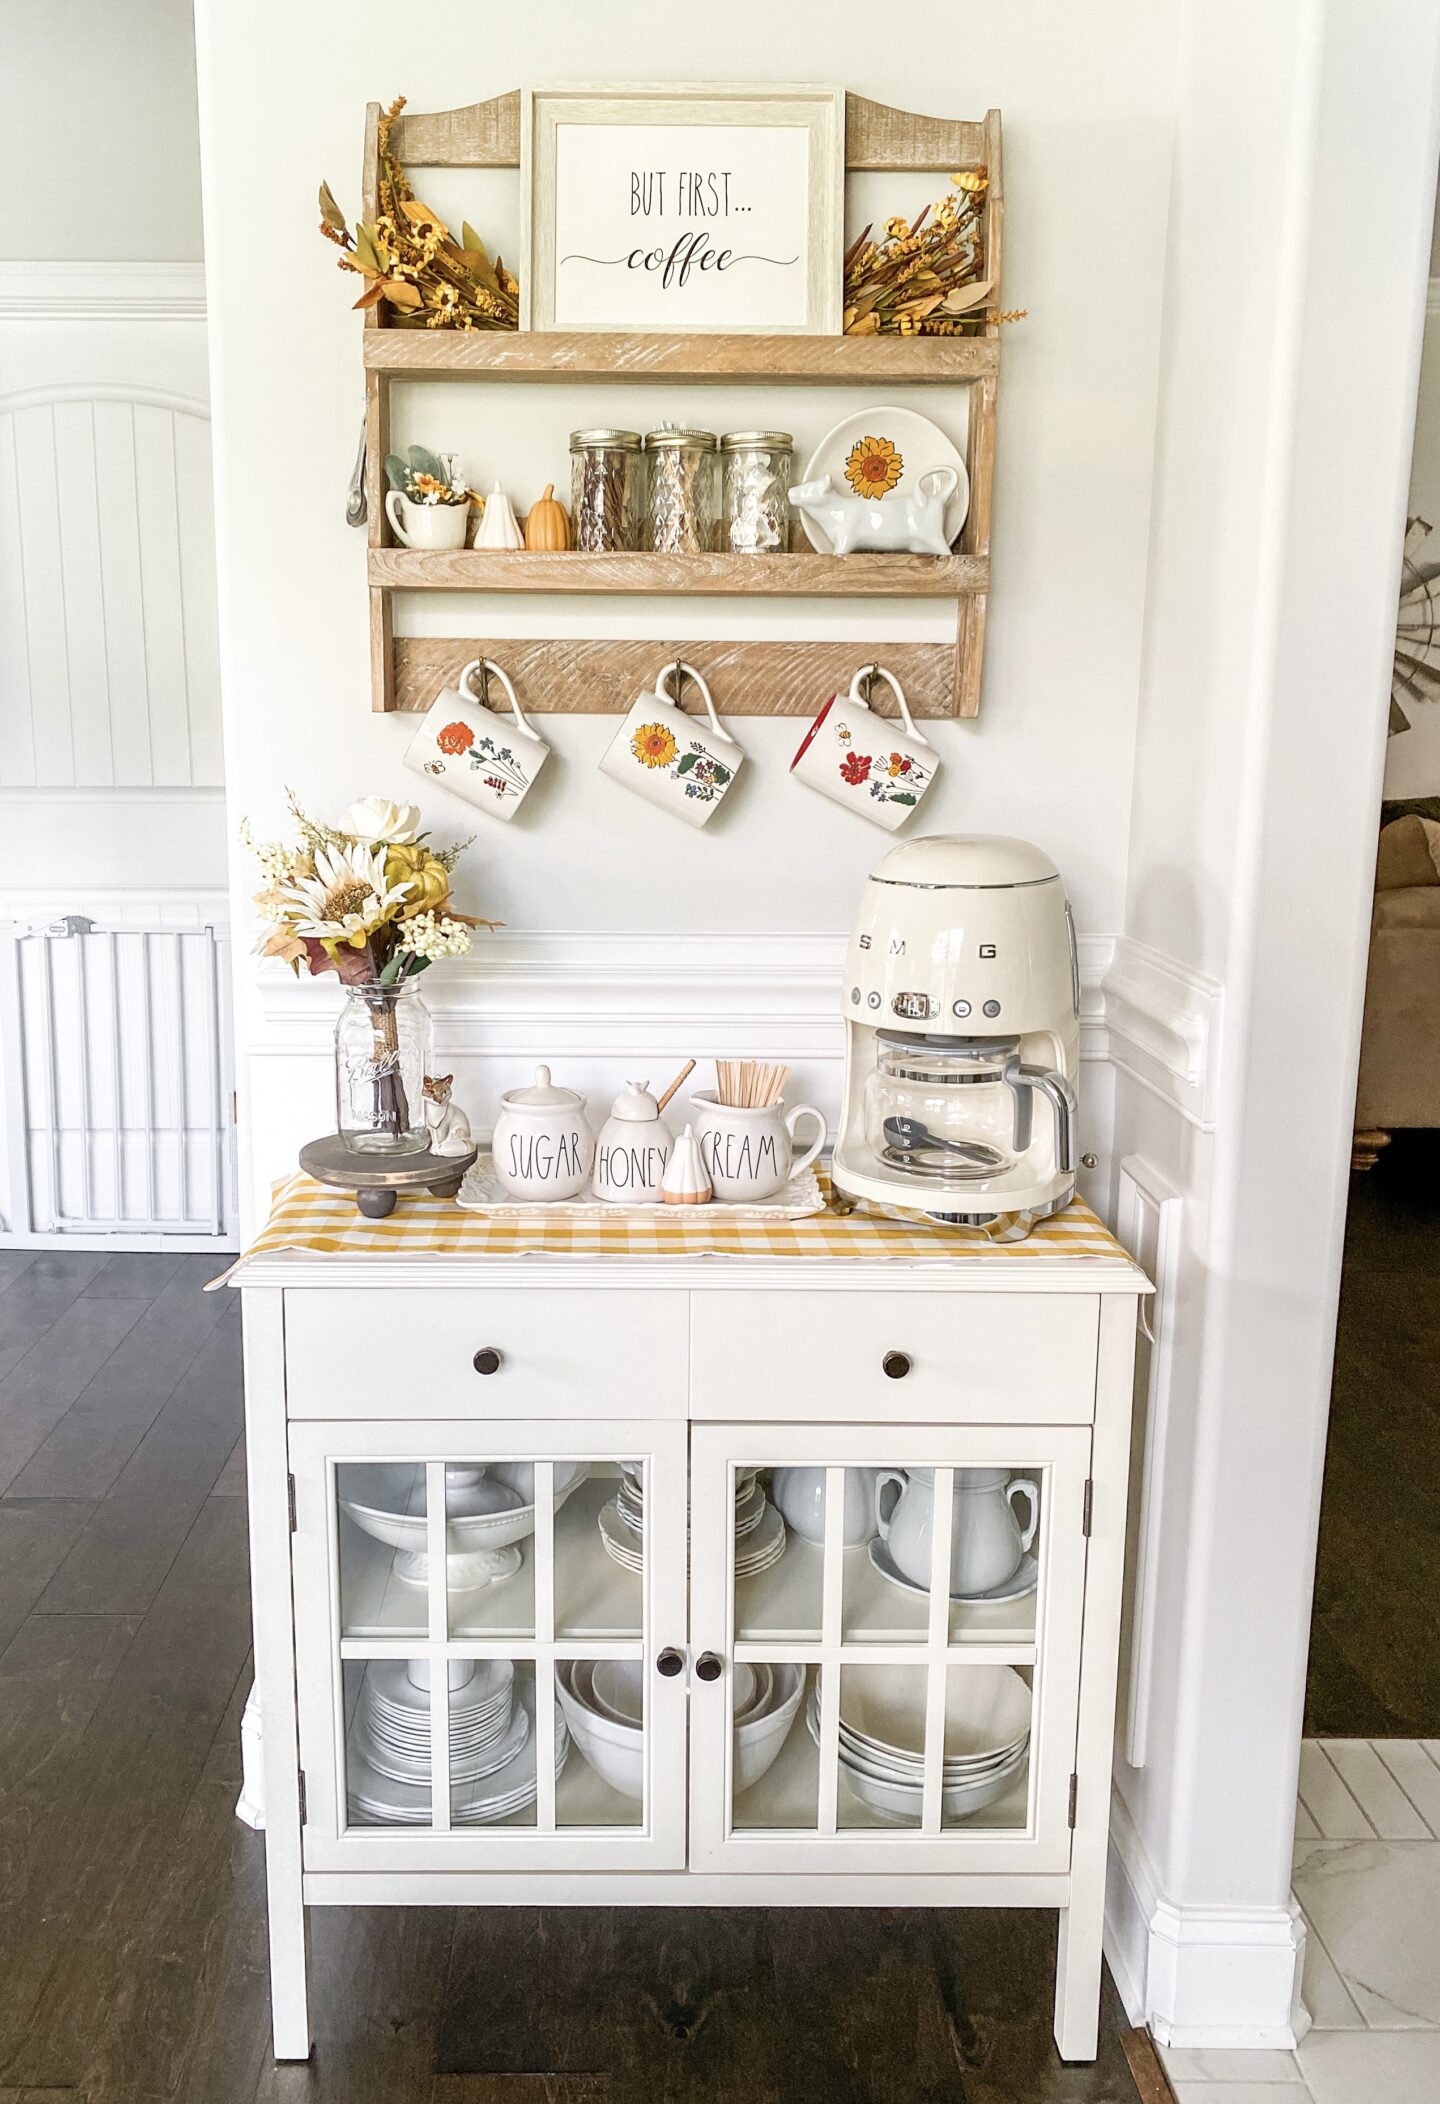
[
  {"xmin": 721, "ymin": 430, "xmax": 794, "ymax": 554},
  {"xmin": 643, "ymin": 427, "xmax": 719, "ymax": 553},
  {"xmin": 334, "ymin": 982, "xmax": 433, "ymax": 1154},
  {"xmin": 569, "ymin": 430, "xmax": 645, "ymax": 551}
]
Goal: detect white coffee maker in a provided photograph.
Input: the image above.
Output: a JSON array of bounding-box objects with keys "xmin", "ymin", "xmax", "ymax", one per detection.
[{"xmin": 832, "ymin": 835, "xmax": 1080, "ymax": 1239}]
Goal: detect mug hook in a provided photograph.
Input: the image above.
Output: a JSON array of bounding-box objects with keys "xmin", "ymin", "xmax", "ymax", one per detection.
[
  {"xmin": 657, "ymin": 659, "xmax": 727, "ymax": 741},
  {"xmin": 461, "ymin": 656, "xmax": 536, "ymax": 740},
  {"xmin": 847, "ymin": 662, "xmax": 928, "ymax": 746}
]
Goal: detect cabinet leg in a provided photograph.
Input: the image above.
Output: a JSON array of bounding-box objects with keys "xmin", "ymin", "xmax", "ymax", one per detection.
[
  {"xmin": 266, "ymin": 1853, "xmax": 311, "ymax": 2059},
  {"xmin": 1053, "ymin": 1887, "xmax": 1104, "ymax": 2062}
]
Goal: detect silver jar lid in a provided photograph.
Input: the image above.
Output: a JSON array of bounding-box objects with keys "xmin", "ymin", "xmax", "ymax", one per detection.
[
  {"xmin": 569, "ymin": 428, "xmax": 642, "ymax": 450},
  {"xmin": 643, "ymin": 426, "xmax": 718, "ymax": 450},
  {"xmin": 720, "ymin": 430, "xmax": 794, "ymax": 450}
]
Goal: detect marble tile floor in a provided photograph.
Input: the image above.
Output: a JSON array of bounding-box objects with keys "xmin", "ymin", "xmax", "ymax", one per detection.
[{"xmin": 1159, "ymin": 1739, "xmax": 1440, "ymax": 2103}]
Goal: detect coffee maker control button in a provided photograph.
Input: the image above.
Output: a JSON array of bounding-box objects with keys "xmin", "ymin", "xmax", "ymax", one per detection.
[
  {"xmin": 952, "ymin": 1000, "xmax": 972, "ymax": 1019},
  {"xmin": 850, "ymin": 986, "xmax": 861, "ymax": 1004},
  {"xmin": 867, "ymin": 992, "xmax": 882, "ymax": 1009},
  {"xmin": 982, "ymin": 1000, "xmax": 1002, "ymax": 1019}
]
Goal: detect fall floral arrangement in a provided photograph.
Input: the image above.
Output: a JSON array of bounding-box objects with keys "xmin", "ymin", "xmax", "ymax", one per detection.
[
  {"xmin": 318, "ymin": 97, "xmax": 519, "ymax": 330},
  {"xmin": 241, "ymin": 792, "xmax": 492, "ymax": 987},
  {"xmin": 385, "ymin": 445, "xmax": 475, "ymax": 510},
  {"xmin": 843, "ymin": 171, "xmax": 1024, "ymax": 337}
]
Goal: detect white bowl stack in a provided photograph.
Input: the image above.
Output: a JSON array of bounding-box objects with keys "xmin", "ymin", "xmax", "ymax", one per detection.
[
  {"xmin": 597, "ymin": 1464, "xmax": 787, "ymax": 1580},
  {"xmin": 556, "ymin": 1656, "xmax": 805, "ymax": 1799},
  {"xmin": 347, "ymin": 1657, "xmax": 569, "ymax": 1825},
  {"xmin": 805, "ymin": 1661, "xmax": 1031, "ymax": 1823}
]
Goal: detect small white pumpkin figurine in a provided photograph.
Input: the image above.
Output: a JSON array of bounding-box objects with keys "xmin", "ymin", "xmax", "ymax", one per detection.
[
  {"xmin": 474, "ymin": 482, "xmax": 524, "ymax": 551},
  {"xmin": 422, "ymin": 1074, "xmax": 474, "ymax": 1157},
  {"xmin": 660, "ymin": 1123, "xmax": 712, "ymax": 1207}
]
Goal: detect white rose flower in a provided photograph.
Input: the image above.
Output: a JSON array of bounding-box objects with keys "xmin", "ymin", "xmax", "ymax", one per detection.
[{"xmin": 343, "ymin": 797, "xmax": 421, "ymax": 845}]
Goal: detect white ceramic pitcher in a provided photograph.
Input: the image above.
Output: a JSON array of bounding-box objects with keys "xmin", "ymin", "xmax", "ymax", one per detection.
[
  {"xmin": 874, "ymin": 1466, "xmax": 1039, "ymax": 1597},
  {"xmin": 770, "ymin": 1466, "xmax": 880, "ymax": 1549}
]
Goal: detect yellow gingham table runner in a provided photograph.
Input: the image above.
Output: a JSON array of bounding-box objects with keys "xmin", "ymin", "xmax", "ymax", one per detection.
[{"xmin": 219, "ymin": 1166, "xmax": 1135, "ymax": 1278}]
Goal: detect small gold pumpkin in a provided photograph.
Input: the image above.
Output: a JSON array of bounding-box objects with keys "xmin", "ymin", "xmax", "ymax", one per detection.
[{"xmin": 524, "ymin": 482, "xmax": 571, "ymax": 552}]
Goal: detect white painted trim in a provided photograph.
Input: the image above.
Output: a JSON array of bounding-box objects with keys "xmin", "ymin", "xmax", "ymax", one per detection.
[
  {"xmin": 1100, "ymin": 936, "xmax": 1223, "ymax": 1130},
  {"xmin": 250, "ymin": 928, "xmax": 1130, "ymax": 1054},
  {"xmin": 1105, "ymin": 1787, "xmax": 1310, "ymax": 2049},
  {"xmin": 0, "ymin": 262, "xmax": 207, "ymax": 321},
  {"xmin": 1115, "ymin": 1156, "xmax": 1183, "ymax": 1770},
  {"xmin": 0, "ymin": 886, "xmax": 229, "ymax": 927},
  {"xmin": 0, "ymin": 381, "xmax": 210, "ymax": 419}
]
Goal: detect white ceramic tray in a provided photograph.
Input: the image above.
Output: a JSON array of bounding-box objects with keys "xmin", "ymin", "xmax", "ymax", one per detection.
[{"xmin": 457, "ymin": 1157, "xmax": 826, "ymax": 1220}]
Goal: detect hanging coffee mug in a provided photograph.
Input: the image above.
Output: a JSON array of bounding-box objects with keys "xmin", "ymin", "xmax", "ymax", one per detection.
[
  {"xmin": 790, "ymin": 664, "xmax": 939, "ymax": 831},
  {"xmin": 403, "ymin": 658, "xmax": 551, "ymax": 823},
  {"xmin": 599, "ymin": 662, "xmax": 745, "ymax": 829}
]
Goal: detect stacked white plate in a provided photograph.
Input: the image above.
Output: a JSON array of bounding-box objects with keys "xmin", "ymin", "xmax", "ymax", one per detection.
[
  {"xmin": 347, "ymin": 1657, "xmax": 569, "ymax": 1825},
  {"xmin": 597, "ymin": 1465, "xmax": 786, "ymax": 1580},
  {"xmin": 805, "ymin": 1661, "xmax": 1030, "ymax": 1824}
]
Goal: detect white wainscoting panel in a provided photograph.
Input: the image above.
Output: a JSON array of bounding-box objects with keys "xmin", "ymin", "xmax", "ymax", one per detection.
[
  {"xmin": 1100, "ymin": 936, "xmax": 1223, "ymax": 1130},
  {"xmin": 1114, "ymin": 1155, "xmax": 1182, "ymax": 1771},
  {"xmin": 0, "ymin": 385, "xmax": 221, "ymax": 790}
]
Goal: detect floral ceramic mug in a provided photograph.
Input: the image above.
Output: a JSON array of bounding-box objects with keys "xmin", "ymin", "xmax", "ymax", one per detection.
[
  {"xmin": 403, "ymin": 659, "xmax": 551, "ymax": 823},
  {"xmin": 598, "ymin": 663, "xmax": 745, "ymax": 829},
  {"xmin": 790, "ymin": 665, "xmax": 939, "ymax": 831}
]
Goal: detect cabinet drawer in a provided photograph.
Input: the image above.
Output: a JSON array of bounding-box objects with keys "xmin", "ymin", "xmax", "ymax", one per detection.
[
  {"xmin": 690, "ymin": 1291, "xmax": 1099, "ymax": 1423},
  {"xmin": 282, "ymin": 1289, "xmax": 688, "ymax": 1419}
]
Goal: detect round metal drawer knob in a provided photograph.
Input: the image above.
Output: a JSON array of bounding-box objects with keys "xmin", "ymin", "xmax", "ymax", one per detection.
[
  {"xmin": 695, "ymin": 1652, "xmax": 723, "ymax": 1683},
  {"xmin": 882, "ymin": 1350, "xmax": 912, "ymax": 1380},
  {"xmin": 655, "ymin": 1648, "xmax": 685, "ymax": 1678},
  {"xmin": 472, "ymin": 1347, "xmax": 503, "ymax": 1376}
]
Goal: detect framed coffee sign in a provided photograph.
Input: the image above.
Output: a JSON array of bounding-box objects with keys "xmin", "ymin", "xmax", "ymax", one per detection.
[{"xmin": 520, "ymin": 84, "xmax": 845, "ymax": 335}]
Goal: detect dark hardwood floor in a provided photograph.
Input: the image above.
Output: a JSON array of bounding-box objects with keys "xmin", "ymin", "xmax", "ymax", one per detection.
[
  {"xmin": 1305, "ymin": 1132, "xmax": 1440, "ymax": 1738},
  {"xmin": 0, "ymin": 1250, "xmax": 1147, "ymax": 2104}
]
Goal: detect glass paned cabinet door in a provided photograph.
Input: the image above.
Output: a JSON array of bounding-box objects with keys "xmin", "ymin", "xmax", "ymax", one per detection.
[
  {"xmin": 291, "ymin": 1418, "xmax": 687, "ymax": 1872},
  {"xmin": 688, "ymin": 1422, "xmax": 1091, "ymax": 1873}
]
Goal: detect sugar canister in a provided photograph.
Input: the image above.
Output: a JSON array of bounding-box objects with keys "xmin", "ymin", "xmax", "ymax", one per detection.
[
  {"xmin": 570, "ymin": 429, "xmax": 644, "ymax": 552},
  {"xmin": 643, "ymin": 426, "xmax": 719, "ymax": 553},
  {"xmin": 721, "ymin": 430, "xmax": 794, "ymax": 554}
]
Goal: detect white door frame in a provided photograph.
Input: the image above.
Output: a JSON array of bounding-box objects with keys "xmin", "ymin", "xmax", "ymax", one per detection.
[{"xmin": 1110, "ymin": 0, "xmax": 1440, "ymax": 2050}]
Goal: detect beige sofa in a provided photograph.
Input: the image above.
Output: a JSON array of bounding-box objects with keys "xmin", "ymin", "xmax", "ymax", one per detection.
[{"xmin": 1353, "ymin": 814, "xmax": 1440, "ymax": 1164}]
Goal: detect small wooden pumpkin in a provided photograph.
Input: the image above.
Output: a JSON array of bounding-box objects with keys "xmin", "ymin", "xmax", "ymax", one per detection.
[{"xmin": 524, "ymin": 482, "xmax": 571, "ymax": 552}]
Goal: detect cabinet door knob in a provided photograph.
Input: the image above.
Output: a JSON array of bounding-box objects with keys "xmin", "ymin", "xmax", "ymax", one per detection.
[
  {"xmin": 472, "ymin": 1347, "xmax": 503, "ymax": 1376},
  {"xmin": 882, "ymin": 1350, "xmax": 912, "ymax": 1379},
  {"xmin": 695, "ymin": 1651, "xmax": 723, "ymax": 1683},
  {"xmin": 655, "ymin": 1647, "xmax": 685, "ymax": 1678}
]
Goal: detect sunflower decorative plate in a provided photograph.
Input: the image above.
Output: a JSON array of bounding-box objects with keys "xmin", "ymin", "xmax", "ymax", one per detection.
[{"xmin": 798, "ymin": 405, "xmax": 969, "ymax": 554}]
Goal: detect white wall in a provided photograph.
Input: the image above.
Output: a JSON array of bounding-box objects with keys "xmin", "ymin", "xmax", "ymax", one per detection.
[
  {"xmin": 193, "ymin": 0, "xmax": 1179, "ymax": 1211},
  {"xmin": 0, "ymin": 0, "xmax": 202, "ymax": 264},
  {"xmin": 1385, "ymin": 284, "xmax": 1440, "ymax": 797}
]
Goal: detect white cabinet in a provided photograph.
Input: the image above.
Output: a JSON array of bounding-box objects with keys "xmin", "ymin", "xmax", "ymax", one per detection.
[{"xmin": 239, "ymin": 1256, "xmax": 1145, "ymax": 2069}]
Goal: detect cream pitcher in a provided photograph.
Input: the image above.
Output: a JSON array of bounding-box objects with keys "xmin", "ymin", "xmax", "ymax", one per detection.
[{"xmin": 874, "ymin": 1466, "xmax": 1039, "ymax": 1597}]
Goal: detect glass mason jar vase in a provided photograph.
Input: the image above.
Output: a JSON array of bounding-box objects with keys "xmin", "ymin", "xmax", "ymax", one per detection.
[{"xmin": 334, "ymin": 983, "xmax": 432, "ymax": 1154}]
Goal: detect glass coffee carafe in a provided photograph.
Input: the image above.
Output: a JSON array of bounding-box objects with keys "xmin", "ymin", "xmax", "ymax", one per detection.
[{"xmin": 861, "ymin": 1033, "xmax": 1072, "ymax": 1185}]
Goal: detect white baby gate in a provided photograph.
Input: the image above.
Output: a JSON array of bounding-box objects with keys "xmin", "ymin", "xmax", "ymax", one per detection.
[{"xmin": 0, "ymin": 915, "xmax": 236, "ymax": 1247}]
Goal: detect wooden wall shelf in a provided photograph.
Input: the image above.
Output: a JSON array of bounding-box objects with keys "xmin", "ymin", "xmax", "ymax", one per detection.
[
  {"xmin": 360, "ymin": 93, "xmax": 1002, "ymax": 720},
  {"xmin": 391, "ymin": 637, "xmax": 968, "ymax": 716},
  {"xmin": 362, "ymin": 331, "xmax": 1000, "ymax": 385},
  {"xmin": 369, "ymin": 549, "xmax": 987, "ymax": 598}
]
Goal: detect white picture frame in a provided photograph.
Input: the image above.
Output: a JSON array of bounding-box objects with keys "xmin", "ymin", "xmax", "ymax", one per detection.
[{"xmin": 520, "ymin": 82, "xmax": 845, "ymax": 335}]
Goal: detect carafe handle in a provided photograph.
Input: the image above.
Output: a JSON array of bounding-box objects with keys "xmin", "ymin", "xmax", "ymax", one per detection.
[
  {"xmin": 874, "ymin": 1468, "xmax": 907, "ymax": 1541},
  {"xmin": 1002, "ymin": 1058, "xmax": 1078, "ymax": 1173},
  {"xmin": 1008, "ymin": 1477, "xmax": 1040, "ymax": 1553}
]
